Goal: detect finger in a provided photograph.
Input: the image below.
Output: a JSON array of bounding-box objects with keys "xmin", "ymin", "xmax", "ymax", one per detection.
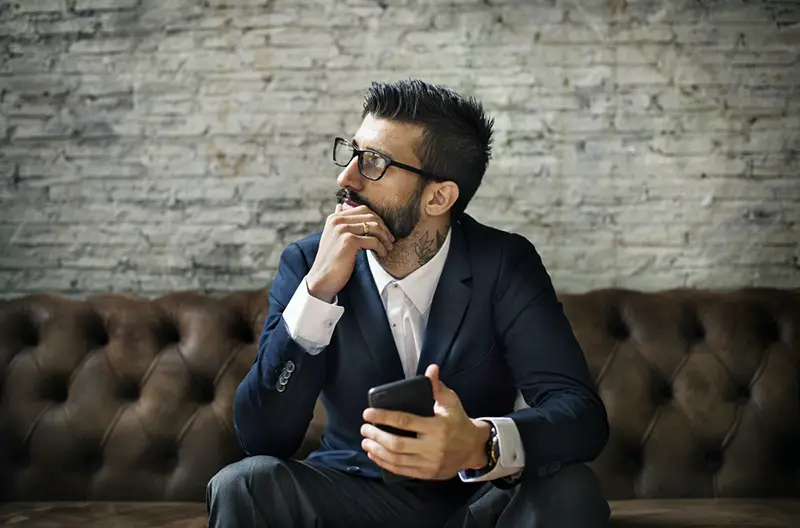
[
  {"xmin": 346, "ymin": 213, "xmax": 395, "ymax": 242},
  {"xmin": 360, "ymin": 424, "xmax": 423, "ymax": 454},
  {"xmin": 363, "ymin": 408, "xmax": 433, "ymax": 434},
  {"xmin": 336, "ymin": 212, "xmax": 395, "ymax": 244},
  {"xmin": 353, "ymin": 235, "xmax": 389, "ymax": 258},
  {"xmin": 341, "ymin": 221, "xmax": 393, "ymax": 250},
  {"xmin": 425, "ymin": 364, "xmax": 459, "ymax": 407},
  {"xmin": 366, "ymin": 451, "xmax": 429, "ymax": 480},
  {"xmin": 425, "ymin": 364, "xmax": 442, "ymax": 402},
  {"xmin": 336, "ymin": 204, "xmax": 372, "ymax": 216},
  {"xmin": 361, "ymin": 439, "xmax": 425, "ymax": 469},
  {"xmin": 335, "ymin": 203, "xmax": 342, "ymax": 214}
]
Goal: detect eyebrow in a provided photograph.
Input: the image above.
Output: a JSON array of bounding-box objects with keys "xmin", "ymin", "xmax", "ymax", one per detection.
[{"xmin": 352, "ymin": 138, "xmax": 394, "ymax": 160}]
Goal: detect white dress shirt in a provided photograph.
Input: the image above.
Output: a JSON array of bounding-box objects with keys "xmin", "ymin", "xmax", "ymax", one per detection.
[{"xmin": 282, "ymin": 228, "xmax": 525, "ymax": 482}]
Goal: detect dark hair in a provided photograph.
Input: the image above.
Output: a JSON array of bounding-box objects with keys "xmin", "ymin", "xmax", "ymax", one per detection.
[{"xmin": 361, "ymin": 79, "xmax": 494, "ymax": 218}]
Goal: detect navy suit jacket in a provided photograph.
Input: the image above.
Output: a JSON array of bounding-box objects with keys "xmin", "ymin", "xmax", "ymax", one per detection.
[{"xmin": 234, "ymin": 213, "xmax": 609, "ymax": 484}]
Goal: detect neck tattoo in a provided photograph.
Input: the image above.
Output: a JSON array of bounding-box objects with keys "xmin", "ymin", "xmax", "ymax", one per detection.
[
  {"xmin": 413, "ymin": 228, "xmax": 447, "ymax": 266},
  {"xmin": 378, "ymin": 225, "xmax": 449, "ymax": 279}
]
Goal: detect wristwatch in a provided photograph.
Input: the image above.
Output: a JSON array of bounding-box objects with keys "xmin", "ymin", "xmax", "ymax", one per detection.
[{"xmin": 482, "ymin": 420, "xmax": 500, "ymax": 472}]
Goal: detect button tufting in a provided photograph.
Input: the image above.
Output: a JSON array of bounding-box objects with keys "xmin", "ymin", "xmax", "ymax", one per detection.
[
  {"xmin": 158, "ymin": 320, "xmax": 181, "ymax": 346},
  {"xmin": 44, "ymin": 378, "xmax": 69, "ymax": 403},
  {"xmin": 736, "ymin": 385, "xmax": 751, "ymax": 404},
  {"xmin": 653, "ymin": 382, "xmax": 673, "ymax": 405},
  {"xmin": 628, "ymin": 451, "xmax": 643, "ymax": 472},
  {"xmin": 607, "ymin": 309, "xmax": 630, "ymax": 341},
  {"xmin": 117, "ymin": 380, "xmax": 140, "ymax": 401},
  {"xmin": 232, "ymin": 315, "xmax": 255, "ymax": 344},
  {"xmin": 159, "ymin": 444, "xmax": 179, "ymax": 473},
  {"xmin": 19, "ymin": 316, "xmax": 39, "ymax": 348},
  {"xmin": 13, "ymin": 446, "xmax": 29, "ymax": 468},
  {"xmin": 87, "ymin": 311, "xmax": 110, "ymax": 349},
  {"xmin": 679, "ymin": 304, "xmax": 706, "ymax": 345},
  {"xmin": 756, "ymin": 314, "xmax": 781, "ymax": 347},
  {"xmin": 197, "ymin": 380, "xmax": 215, "ymax": 404},
  {"xmin": 84, "ymin": 451, "xmax": 103, "ymax": 473},
  {"xmin": 704, "ymin": 450, "xmax": 724, "ymax": 473}
]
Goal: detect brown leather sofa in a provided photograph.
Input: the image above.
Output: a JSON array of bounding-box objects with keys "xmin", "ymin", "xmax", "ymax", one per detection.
[{"xmin": 1, "ymin": 287, "xmax": 798, "ymax": 527}]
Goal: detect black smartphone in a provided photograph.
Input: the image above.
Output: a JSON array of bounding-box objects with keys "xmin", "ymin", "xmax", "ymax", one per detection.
[{"xmin": 367, "ymin": 375, "xmax": 434, "ymax": 484}]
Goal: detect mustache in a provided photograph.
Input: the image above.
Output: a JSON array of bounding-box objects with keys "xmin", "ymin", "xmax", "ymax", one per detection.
[{"xmin": 335, "ymin": 188, "xmax": 364, "ymax": 206}]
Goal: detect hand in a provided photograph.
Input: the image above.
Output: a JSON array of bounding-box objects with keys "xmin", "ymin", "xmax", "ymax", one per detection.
[
  {"xmin": 306, "ymin": 204, "xmax": 395, "ymax": 303},
  {"xmin": 360, "ymin": 364, "xmax": 491, "ymax": 480}
]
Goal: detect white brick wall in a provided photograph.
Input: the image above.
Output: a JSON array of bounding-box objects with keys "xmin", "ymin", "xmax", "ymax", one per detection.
[{"xmin": 1, "ymin": 0, "xmax": 798, "ymax": 298}]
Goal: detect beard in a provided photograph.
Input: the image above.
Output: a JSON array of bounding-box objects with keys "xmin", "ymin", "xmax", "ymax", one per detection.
[{"xmin": 335, "ymin": 181, "xmax": 426, "ymax": 240}]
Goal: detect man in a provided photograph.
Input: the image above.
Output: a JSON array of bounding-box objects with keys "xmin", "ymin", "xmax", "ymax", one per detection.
[{"xmin": 207, "ymin": 79, "xmax": 611, "ymax": 527}]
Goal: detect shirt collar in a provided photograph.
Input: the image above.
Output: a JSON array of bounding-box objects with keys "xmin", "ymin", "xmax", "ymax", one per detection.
[{"xmin": 366, "ymin": 227, "xmax": 452, "ymax": 315}]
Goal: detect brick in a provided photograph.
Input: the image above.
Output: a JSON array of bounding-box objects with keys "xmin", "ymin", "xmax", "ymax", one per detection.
[
  {"xmin": 156, "ymin": 34, "xmax": 199, "ymax": 52},
  {"xmin": 182, "ymin": 50, "xmax": 247, "ymax": 72},
  {"xmin": 0, "ymin": 247, "xmax": 62, "ymax": 270},
  {"xmin": 10, "ymin": 0, "xmax": 66, "ymax": 14},
  {"xmin": 256, "ymin": 208, "xmax": 324, "ymax": 225},
  {"xmin": 121, "ymin": 250, "xmax": 193, "ymax": 272},
  {"xmin": 204, "ymin": 0, "xmax": 270, "ymax": 6},
  {"xmin": 69, "ymin": 38, "xmax": 136, "ymax": 54},
  {"xmin": 75, "ymin": 0, "xmax": 139, "ymax": 11},
  {"xmin": 184, "ymin": 205, "xmax": 253, "ymax": 226},
  {"xmin": 231, "ymin": 11, "xmax": 296, "ymax": 29}
]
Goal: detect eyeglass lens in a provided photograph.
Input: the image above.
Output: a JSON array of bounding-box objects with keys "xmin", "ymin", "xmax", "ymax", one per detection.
[{"xmin": 333, "ymin": 140, "xmax": 388, "ymax": 180}]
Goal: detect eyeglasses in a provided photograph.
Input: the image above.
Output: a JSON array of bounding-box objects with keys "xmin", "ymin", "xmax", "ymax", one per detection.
[{"xmin": 332, "ymin": 137, "xmax": 443, "ymax": 181}]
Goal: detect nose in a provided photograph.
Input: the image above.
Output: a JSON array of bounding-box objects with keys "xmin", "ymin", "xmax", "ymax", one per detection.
[{"xmin": 336, "ymin": 157, "xmax": 364, "ymax": 192}]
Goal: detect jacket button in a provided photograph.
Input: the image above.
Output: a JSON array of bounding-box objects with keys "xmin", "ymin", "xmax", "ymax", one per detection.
[
  {"xmin": 285, "ymin": 361, "xmax": 295, "ymax": 373},
  {"xmin": 277, "ymin": 384, "xmax": 286, "ymax": 393},
  {"xmin": 346, "ymin": 466, "xmax": 359, "ymax": 473}
]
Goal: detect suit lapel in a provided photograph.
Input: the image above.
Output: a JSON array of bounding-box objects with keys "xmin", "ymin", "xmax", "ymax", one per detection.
[
  {"xmin": 341, "ymin": 252, "xmax": 405, "ymax": 381},
  {"xmin": 416, "ymin": 221, "xmax": 472, "ymax": 376}
]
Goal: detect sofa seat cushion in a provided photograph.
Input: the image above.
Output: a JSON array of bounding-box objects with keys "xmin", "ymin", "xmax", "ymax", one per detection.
[
  {"xmin": 0, "ymin": 502, "xmax": 207, "ymax": 527},
  {"xmin": 2, "ymin": 499, "xmax": 799, "ymax": 527},
  {"xmin": 609, "ymin": 499, "xmax": 800, "ymax": 527}
]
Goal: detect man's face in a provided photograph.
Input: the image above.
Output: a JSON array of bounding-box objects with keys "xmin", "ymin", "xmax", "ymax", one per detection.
[{"xmin": 336, "ymin": 115, "xmax": 428, "ymax": 240}]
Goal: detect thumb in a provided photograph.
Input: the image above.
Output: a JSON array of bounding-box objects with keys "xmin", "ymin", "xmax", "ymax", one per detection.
[{"xmin": 425, "ymin": 364, "xmax": 458, "ymax": 408}]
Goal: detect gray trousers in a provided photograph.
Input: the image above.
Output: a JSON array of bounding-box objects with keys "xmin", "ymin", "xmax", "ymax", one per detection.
[{"xmin": 206, "ymin": 456, "xmax": 610, "ymax": 528}]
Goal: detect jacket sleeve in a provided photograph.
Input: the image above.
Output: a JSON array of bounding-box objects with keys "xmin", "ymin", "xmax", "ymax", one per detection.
[
  {"xmin": 233, "ymin": 242, "xmax": 327, "ymax": 458},
  {"xmin": 494, "ymin": 233, "xmax": 609, "ymax": 483}
]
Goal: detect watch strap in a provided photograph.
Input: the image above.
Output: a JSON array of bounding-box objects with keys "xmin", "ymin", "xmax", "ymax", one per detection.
[{"xmin": 483, "ymin": 420, "xmax": 499, "ymax": 471}]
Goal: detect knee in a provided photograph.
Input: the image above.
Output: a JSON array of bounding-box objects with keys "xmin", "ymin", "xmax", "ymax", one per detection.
[
  {"xmin": 206, "ymin": 456, "xmax": 285, "ymax": 508},
  {"xmin": 546, "ymin": 464, "xmax": 606, "ymax": 502},
  {"xmin": 521, "ymin": 464, "xmax": 609, "ymax": 526}
]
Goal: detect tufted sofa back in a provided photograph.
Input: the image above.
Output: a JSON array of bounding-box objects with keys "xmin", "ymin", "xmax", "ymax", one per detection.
[
  {"xmin": 559, "ymin": 288, "xmax": 799, "ymax": 499},
  {"xmin": 1, "ymin": 288, "xmax": 798, "ymax": 502}
]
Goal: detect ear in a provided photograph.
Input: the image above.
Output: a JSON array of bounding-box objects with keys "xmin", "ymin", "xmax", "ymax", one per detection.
[{"xmin": 425, "ymin": 181, "xmax": 459, "ymax": 217}]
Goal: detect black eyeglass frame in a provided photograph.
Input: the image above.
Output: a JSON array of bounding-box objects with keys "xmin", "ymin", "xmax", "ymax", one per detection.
[{"xmin": 332, "ymin": 137, "xmax": 446, "ymax": 182}]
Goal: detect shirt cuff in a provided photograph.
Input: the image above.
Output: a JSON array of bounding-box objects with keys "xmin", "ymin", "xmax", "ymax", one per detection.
[
  {"xmin": 458, "ymin": 417, "xmax": 526, "ymax": 482},
  {"xmin": 282, "ymin": 276, "xmax": 345, "ymax": 355}
]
